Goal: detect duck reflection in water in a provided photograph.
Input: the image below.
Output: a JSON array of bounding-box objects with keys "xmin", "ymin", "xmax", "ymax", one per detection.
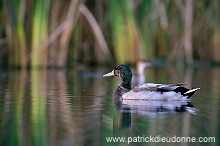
[
  {"xmin": 113, "ymin": 99, "xmax": 197, "ymax": 115},
  {"xmin": 109, "ymin": 99, "xmax": 197, "ymax": 131}
]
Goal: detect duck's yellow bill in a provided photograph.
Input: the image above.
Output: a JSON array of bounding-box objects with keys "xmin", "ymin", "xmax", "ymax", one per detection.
[{"xmin": 103, "ymin": 70, "xmax": 115, "ymax": 77}]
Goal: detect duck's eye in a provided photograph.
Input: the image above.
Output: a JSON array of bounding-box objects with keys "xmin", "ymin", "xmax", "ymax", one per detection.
[{"xmin": 114, "ymin": 70, "xmax": 121, "ymax": 77}]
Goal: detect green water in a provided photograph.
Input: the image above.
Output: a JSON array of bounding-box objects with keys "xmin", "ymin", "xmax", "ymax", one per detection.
[{"xmin": 0, "ymin": 66, "xmax": 219, "ymax": 146}]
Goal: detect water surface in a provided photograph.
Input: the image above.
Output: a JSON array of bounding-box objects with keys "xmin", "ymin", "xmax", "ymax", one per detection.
[{"xmin": 0, "ymin": 66, "xmax": 219, "ymax": 146}]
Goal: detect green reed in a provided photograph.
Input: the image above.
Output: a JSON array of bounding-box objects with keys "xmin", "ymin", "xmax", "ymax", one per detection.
[
  {"xmin": 0, "ymin": 0, "xmax": 220, "ymax": 67},
  {"xmin": 31, "ymin": 0, "xmax": 49, "ymax": 67},
  {"xmin": 107, "ymin": 0, "xmax": 142, "ymax": 64}
]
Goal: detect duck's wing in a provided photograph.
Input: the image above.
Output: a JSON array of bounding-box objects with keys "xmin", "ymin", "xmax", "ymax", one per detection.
[
  {"xmin": 132, "ymin": 83, "xmax": 187, "ymax": 92},
  {"xmin": 156, "ymin": 83, "xmax": 187, "ymax": 92}
]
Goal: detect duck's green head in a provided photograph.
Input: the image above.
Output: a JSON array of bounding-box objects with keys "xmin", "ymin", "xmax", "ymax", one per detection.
[{"xmin": 103, "ymin": 64, "xmax": 132, "ymax": 89}]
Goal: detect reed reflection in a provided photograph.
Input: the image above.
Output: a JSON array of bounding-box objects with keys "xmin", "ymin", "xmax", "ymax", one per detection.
[
  {"xmin": 50, "ymin": 67, "xmax": 109, "ymax": 146},
  {"xmin": 46, "ymin": 70, "xmax": 73, "ymax": 146},
  {"xmin": 0, "ymin": 68, "xmax": 110, "ymax": 146}
]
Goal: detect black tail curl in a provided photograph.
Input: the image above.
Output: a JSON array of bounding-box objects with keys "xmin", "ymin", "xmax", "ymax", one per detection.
[{"xmin": 174, "ymin": 87, "xmax": 200, "ymax": 98}]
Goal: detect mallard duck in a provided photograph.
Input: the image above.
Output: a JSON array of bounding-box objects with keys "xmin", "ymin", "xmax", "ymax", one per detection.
[{"xmin": 103, "ymin": 64, "xmax": 200, "ymax": 100}]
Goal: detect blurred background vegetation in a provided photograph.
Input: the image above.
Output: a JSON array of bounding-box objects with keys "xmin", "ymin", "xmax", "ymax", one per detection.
[{"xmin": 0, "ymin": 0, "xmax": 220, "ymax": 68}]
